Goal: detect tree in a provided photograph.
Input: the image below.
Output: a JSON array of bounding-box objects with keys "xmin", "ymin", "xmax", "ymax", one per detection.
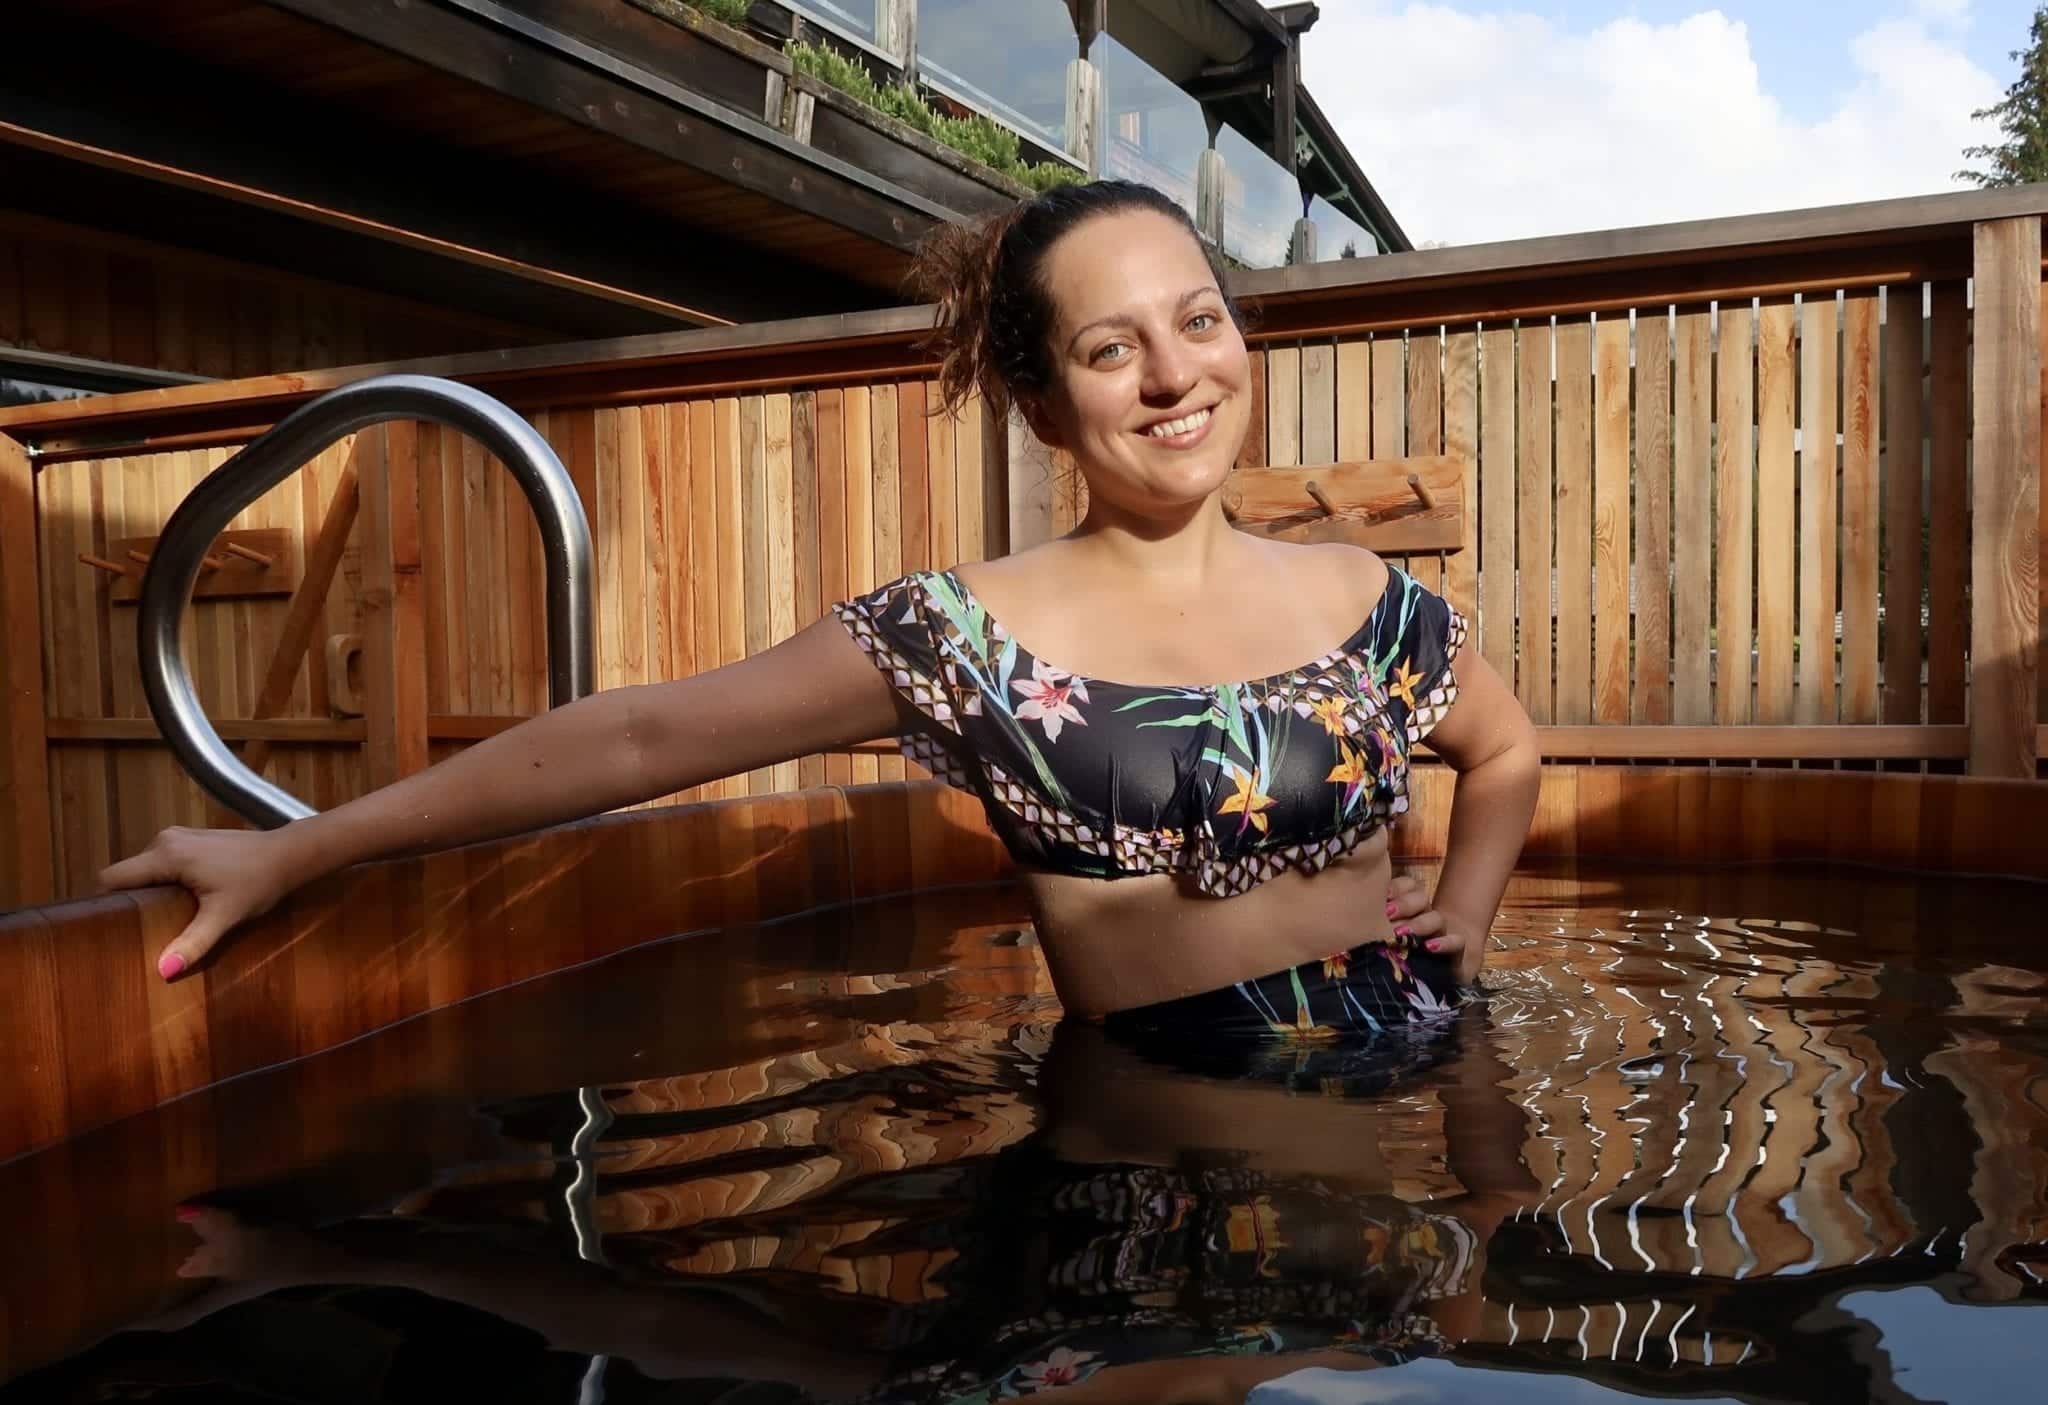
[{"xmin": 1958, "ymin": 5, "xmax": 2048, "ymax": 187}]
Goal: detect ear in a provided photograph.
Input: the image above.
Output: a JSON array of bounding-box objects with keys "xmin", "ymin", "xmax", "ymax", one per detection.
[{"xmin": 1019, "ymin": 394, "xmax": 1067, "ymax": 452}]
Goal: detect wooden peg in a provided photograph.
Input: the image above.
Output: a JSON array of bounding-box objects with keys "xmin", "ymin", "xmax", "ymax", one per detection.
[
  {"xmin": 223, "ymin": 541, "xmax": 275, "ymax": 567},
  {"xmin": 79, "ymin": 552, "xmax": 133, "ymax": 578},
  {"xmin": 125, "ymin": 549, "xmax": 152, "ymax": 567},
  {"xmin": 1407, "ymin": 473, "xmax": 1436, "ymax": 511},
  {"xmin": 1305, "ymin": 480, "xmax": 1339, "ymax": 518},
  {"xmin": 201, "ymin": 554, "xmax": 226, "ymax": 572}
]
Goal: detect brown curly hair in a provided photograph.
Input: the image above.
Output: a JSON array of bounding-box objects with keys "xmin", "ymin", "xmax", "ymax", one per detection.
[{"xmin": 908, "ymin": 180, "xmax": 1243, "ymax": 423}]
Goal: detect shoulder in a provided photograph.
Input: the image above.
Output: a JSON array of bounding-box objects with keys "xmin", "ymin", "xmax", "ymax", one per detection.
[{"xmin": 1297, "ymin": 541, "xmax": 1394, "ymax": 612}]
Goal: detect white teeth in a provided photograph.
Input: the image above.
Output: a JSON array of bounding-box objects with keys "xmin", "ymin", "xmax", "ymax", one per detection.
[{"xmin": 1145, "ymin": 407, "xmax": 1211, "ymax": 439}]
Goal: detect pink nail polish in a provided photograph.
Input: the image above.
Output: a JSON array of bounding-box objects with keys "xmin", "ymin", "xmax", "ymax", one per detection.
[
  {"xmin": 1426, "ymin": 939, "xmax": 1443, "ymax": 952},
  {"xmin": 1385, "ymin": 901, "xmax": 1398, "ymax": 919},
  {"xmin": 1395, "ymin": 925, "xmax": 1412, "ymax": 939},
  {"xmin": 158, "ymin": 952, "xmax": 186, "ymax": 981}
]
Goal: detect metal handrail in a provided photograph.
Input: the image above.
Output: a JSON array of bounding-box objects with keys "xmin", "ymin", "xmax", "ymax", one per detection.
[{"xmin": 137, "ymin": 373, "xmax": 595, "ymax": 826}]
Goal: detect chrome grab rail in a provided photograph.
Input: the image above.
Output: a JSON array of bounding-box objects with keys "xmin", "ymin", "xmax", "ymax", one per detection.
[{"xmin": 137, "ymin": 373, "xmax": 595, "ymax": 826}]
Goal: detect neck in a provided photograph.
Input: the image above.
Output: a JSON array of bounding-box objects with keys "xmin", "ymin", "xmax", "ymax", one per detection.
[{"xmin": 1064, "ymin": 487, "xmax": 1251, "ymax": 593}]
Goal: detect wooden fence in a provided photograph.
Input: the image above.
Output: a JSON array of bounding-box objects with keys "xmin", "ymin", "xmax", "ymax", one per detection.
[{"xmin": 1, "ymin": 189, "xmax": 2042, "ymax": 904}]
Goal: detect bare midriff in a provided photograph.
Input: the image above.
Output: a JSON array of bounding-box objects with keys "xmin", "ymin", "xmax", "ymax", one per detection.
[{"xmin": 1022, "ymin": 826, "xmax": 1397, "ymax": 1018}]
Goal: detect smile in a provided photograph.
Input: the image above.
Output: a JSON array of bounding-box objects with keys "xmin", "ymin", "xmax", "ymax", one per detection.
[{"xmin": 1141, "ymin": 406, "xmax": 1214, "ymax": 443}]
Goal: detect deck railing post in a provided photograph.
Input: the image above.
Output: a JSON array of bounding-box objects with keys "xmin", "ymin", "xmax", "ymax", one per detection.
[
  {"xmin": 0, "ymin": 433, "xmax": 56, "ymax": 908},
  {"xmin": 1967, "ymin": 215, "xmax": 2041, "ymax": 778}
]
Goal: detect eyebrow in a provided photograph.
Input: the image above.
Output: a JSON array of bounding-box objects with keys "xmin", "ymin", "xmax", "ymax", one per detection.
[{"xmin": 1066, "ymin": 285, "xmax": 1220, "ymax": 355}]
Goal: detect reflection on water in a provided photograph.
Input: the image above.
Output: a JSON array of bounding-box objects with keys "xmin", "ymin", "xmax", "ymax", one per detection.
[{"xmin": 6, "ymin": 861, "xmax": 2046, "ymax": 1402}]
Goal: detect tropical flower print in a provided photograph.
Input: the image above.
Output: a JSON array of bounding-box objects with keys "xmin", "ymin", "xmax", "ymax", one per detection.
[
  {"xmin": 1326, "ymin": 741, "xmax": 1369, "ymax": 813},
  {"xmin": 1321, "ymin": 949, "xmax": 1351, "ymax": 980},
  {"xmin": 830, "ymin": 564, "xmax": 1465, "ymax": 897},
  {"xmin": 1012, "ymin": 658, "xmax": 1089, "ymax": 742},
  {"xmin": 1302, "ymin": 693, "xmax": 1352, "ymax": 737},
  {"xmin": 1010, "ymin": 1347, "xmax": 1101, "ymax": 1391},
  {"xmin": 1382, "ymin": 940, "xmax": 1413, "ymax": 986},
  {"xmin": 1404, "ymin": 982, "xmax": 1455, "ymax": 1018},
  {"xmin": 1218, "ymin": 764, "xmax": 1278, "ymax": 835},
  {"xmin": 1388, "ymin": 658, "xmax": 1425, "ymax": 710}
]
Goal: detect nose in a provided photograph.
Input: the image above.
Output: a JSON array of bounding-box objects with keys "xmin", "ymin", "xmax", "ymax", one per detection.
[{"xmin": 1142, "ymin": 334, "xmax": 1197, "ymax": 404}]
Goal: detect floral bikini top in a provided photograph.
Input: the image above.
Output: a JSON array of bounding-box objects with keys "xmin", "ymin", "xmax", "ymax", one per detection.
[{"xmin": 832, "ymin": 564, "xmax": 1466, "ymax": 896}]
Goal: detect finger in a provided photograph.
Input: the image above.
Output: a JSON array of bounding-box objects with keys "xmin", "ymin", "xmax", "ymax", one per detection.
[
  {"xmin": 1394, "ymin": 910, "xmax": 1446, "ymax": 942},
  {"xmin": 1387, "ymin": 872, "xmax": 1422, "ymax": 898},
  {"xmin": 99, "ymin": 847, "xmax": 181, "ymax": 893},
  {"xmin": 157, "ymin": 903, "xmax": 237, "ymax": 982},
  {"xmin": 1386, "ymin": 883, "xmax": 1431, "ymax": 922}
]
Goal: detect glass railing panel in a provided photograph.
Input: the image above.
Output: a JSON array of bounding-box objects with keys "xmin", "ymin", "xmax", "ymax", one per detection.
[
  {"xmin": 1097, "ymin": 34, "xmax": 1207, "ymax": 217},
  {"xmin": 1215, "ymin": 125, "xmax": 1301, "ymax": 268},
  {"xmin": 784, "ymin": 0, "xmax": 884, "ymax": 49},
  {"xmin": 916, "ymin": 0, "xmax": 1076, "ymax": 152},
  {"xmin": 1308, "ymin": 195, "xmax": 1379, "ymax": 259}
]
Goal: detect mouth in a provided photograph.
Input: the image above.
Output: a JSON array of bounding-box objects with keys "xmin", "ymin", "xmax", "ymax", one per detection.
[{"xmin": 1137, "ymin": 404, "xmax": 1216, "ymax": 448}]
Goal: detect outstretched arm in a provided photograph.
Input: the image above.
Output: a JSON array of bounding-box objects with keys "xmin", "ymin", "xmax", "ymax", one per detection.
[{"xmin": 103, "ymin": 618, "xmax": 906, "ymax": 975}]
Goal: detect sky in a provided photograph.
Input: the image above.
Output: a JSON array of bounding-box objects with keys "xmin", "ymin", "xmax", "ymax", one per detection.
[{"xmin": 1301, "ymin": 1, "xmax": 2042, "ymax": 247}]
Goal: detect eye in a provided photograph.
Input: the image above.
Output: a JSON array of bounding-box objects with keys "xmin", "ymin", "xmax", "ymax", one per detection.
[
  {"xmin": 1186, "ymin": 312, "xmax": 1218, "ymax": 334},
  {"xmin": 1092, "ymin": 341, "xmax": 1132, "ymax": 365}
]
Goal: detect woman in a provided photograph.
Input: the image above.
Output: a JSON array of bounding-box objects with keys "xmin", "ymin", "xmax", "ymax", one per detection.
[{"xmin": 104, "ymin": 179, "xmax": 1540, "ymax": 1041}]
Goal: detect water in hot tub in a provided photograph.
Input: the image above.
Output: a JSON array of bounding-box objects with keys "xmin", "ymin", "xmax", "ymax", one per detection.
[{"xmin": 4, "ymin": 858, "xmax": 2045, "ymax": 1402}]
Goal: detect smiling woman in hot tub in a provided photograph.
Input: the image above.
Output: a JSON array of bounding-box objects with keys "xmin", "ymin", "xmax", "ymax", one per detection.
[{"xmin": 107, "ymin": 179, "xmax": 1538, "ymax": 1077}]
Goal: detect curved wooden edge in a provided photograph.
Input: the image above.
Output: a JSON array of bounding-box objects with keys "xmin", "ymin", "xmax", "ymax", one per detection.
[
  {"xmin": 0, "ymin": 780, "xmax": 1007, "ymax": 1165},
  {"xmin": 1398, "ymin": 764, "xmax": 2048, "ymax": 882},
  {"xmin": 5, "ymin": 766, "xmax": 2044, "ymax": 1166}
]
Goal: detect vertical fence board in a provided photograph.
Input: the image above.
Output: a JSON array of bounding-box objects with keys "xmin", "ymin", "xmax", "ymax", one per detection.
[
  {"xmin": 765, "ymin": 393, "xmax": 799, "ymax": 792},
  {"xmin": 1882, "ymin": 285, "xmax": 1925, "ymax": 726},
  {"xmin": 1969, "ymin": 218, "xmax": 2040, "ymax": 777},
  {"xmin": 1715, "ymin": 301, "xmax": 1756, "ymax": 725},
  {"xmin": 1635, "ymin": 308, "xmax": 1673, "ymax": 724},
  {"xmin": 1841, "ymin": 290, "xmax": 1883, "ymax": 725},
  {"xmin": 1756, "ymin": 297, "xmax": 1797, "ymax": 724},
  {"xmin": 1927, "ymin": 281, "xmax": 1969, "ymax": 726},
  {"xmin": 1300, "ymin": 341, "xmax": 1335, "ymax": 465},
  {"xmin": 1594, "ymin": 313, "xmax": 1632, "ymax": 724},
  {"xmin": 818, "ymin": 388, "xmax": 853, "ymax": 789},
  {"xmin": 1673, "ymin": 307, "xmax": 1713, "ymax": 723},
  {"xmin": 1442, "ymin": 328, "xmax": 1479, "ymax": 614},
  {"xmin": 1554, "ymin": 317, "xmax": 1594, "ymax": 724},
  {"xmin": 1516, "ymin": 319, "xmax": 1554, "ymax": 722},
  {"xmin": 1478, "ymin": 326, "xmax": 1515, "ymax": 678},
  {"xmin": 1266, "ymin": 345, "xmax": 1301, "ymax": 467},
  {"xmin": 792, "ymin": 391, "xmax": 823, "ymax": 789},
  {"xmin": 897, "ymin": 382, "xmax": 931, "ymax": 581},
  {"xmin": 1335, "ymin": 338, "xmax": 1370, "ymax": 463},
  {"xmin": 714, "ymin": 397, "xmax": 746, "ymax": 796},
  {"xmin": 1799, "ymin": 296, "xmax": 1840, "ymax": 723},
  {"xmin": 843, "ymin": 386, "xmax": 881, "ymax": 784},
  {"xmin": 870, "ymin": 384, "xmax": 904, "ymax": 782},
  {"xmin": 1405, "ymin": 328, "xmax": 1445, "ymax": 592}
]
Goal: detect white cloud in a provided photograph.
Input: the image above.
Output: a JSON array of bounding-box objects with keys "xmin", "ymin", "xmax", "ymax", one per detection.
[{"xmin": 1303, "ymin": 4, "xmax": 2005, "ymax": 247}]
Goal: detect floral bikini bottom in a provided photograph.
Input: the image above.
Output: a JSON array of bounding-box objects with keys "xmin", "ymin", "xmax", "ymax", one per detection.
[{"xmin": 1099, "ymin": 933, "xmax": 1470, "ymax": 1092}]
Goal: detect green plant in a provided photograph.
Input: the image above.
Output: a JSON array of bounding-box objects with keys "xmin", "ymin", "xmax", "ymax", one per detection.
[
  {"xmin": 677, "ymin": 0, "xmax": 752, "ymax": 26},
  {"xmin": 786, "ymin": 41, "xmax": 1083, "ymax": 192}
]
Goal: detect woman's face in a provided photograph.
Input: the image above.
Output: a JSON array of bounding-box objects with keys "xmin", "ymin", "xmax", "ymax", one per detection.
[{"xmin": 1028, "ymin": 208, "xmax": 1251, "ymax": 523}]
